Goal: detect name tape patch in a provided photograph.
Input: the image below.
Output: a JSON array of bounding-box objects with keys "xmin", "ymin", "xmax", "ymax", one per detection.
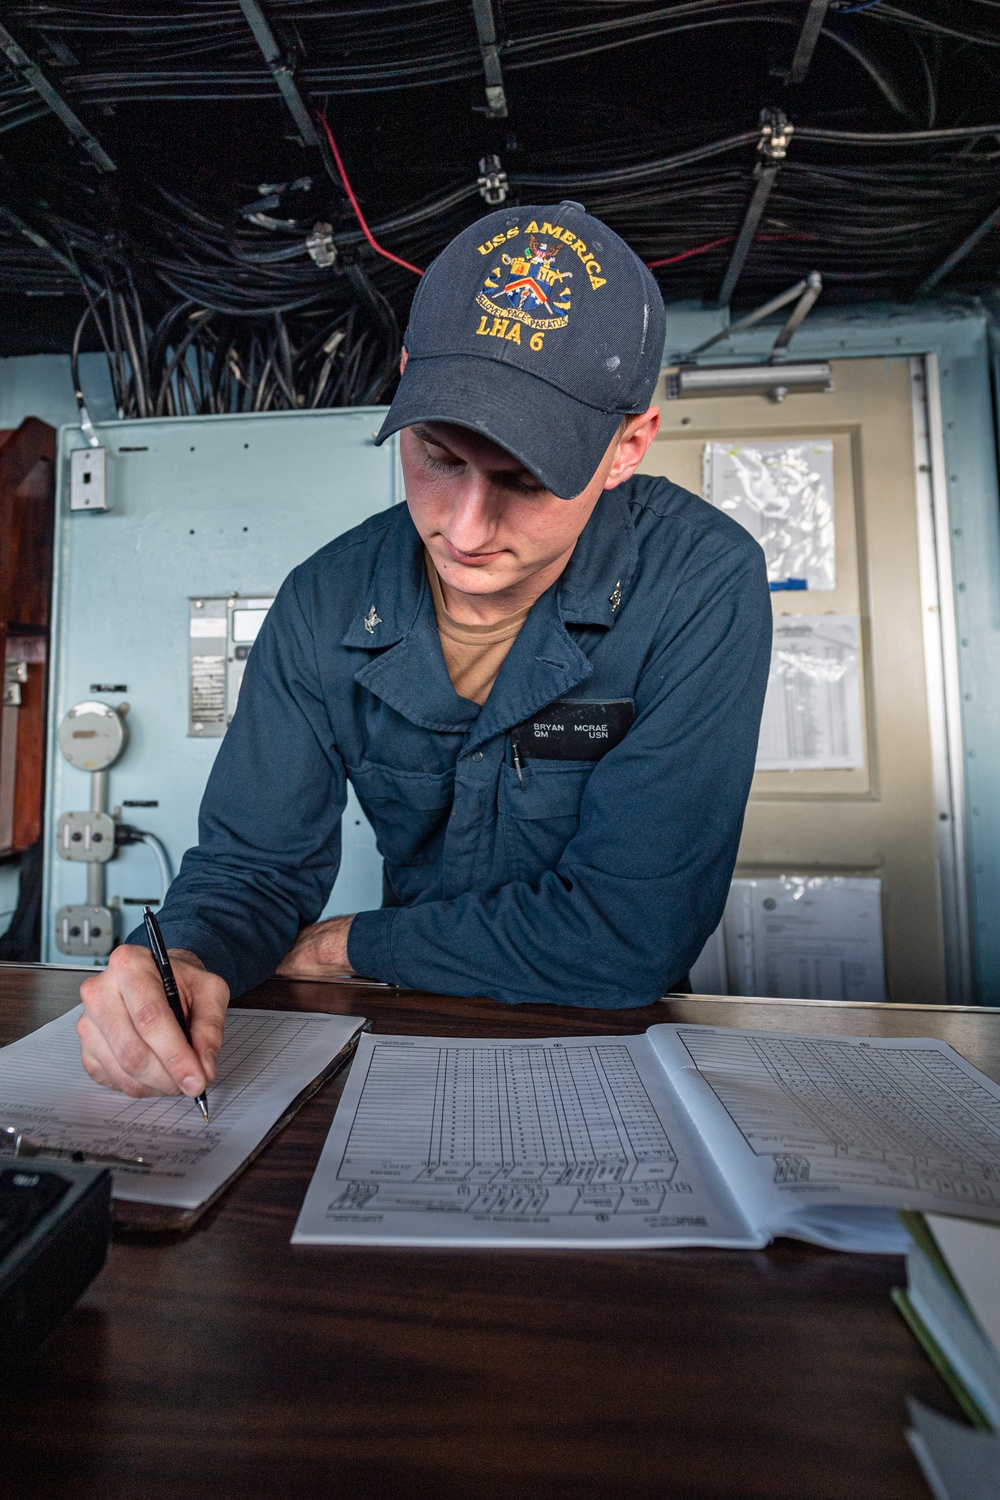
[{"xmin": 512, "ymin": 699, "xmax": 635, "ymax": 762}]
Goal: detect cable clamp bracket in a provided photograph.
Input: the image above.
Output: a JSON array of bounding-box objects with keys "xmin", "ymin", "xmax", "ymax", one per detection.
[
  {"xmin": 756, "ymin": 109, "xmax": 794, "ymax": 169},
  {"xmin": 477, "ymin": 155, "xmax": 509, "ymax": 206},
  {"xmin": 306, "ymin": 222, "xmax": 338, "ymax": 268}
]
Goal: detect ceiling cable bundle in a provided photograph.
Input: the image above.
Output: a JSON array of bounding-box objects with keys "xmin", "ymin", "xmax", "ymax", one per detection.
[
  {"xmin": 67, "ymin": 278, "xmax": 401, "ymax": 421},
  {"xmin": 0, "ymin": 0, "xmax": 996, "ymax": 411},
  {"xmin": 26, "ymin": 160, "xmax": 405, "ymax": 421}
]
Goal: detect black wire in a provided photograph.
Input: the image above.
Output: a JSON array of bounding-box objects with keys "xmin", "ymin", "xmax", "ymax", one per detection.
[{"xmin": 3, "ymin": 0, "xmax": 997, "ymax": 404}]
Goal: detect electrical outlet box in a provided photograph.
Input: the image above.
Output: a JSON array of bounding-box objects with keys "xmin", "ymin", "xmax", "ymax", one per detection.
[
  {"xmin": 56, "ymin": 811, "xmax": 116, "ymax": 863},
  {"xmin": 54, "ymin": 904, "xmax": 118, "ymax": 957},
  {"xmin": 69, "ymin": 447, "xmax": 109, "ymax": 512}
]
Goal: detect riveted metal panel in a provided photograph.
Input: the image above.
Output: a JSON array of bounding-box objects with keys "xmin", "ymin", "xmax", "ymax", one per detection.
[{"xmin": 43, "ymin": 407, "xmax": 399, "ymax": 967}]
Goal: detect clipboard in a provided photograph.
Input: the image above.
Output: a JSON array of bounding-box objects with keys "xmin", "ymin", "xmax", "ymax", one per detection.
[
  {"xmin": 0, "ymin": 1008, "xmax": 370, "ymax": 1236},
  {"xmin": 114, "ymin": 1023, "xmax": 369, "ymax": 1232}
]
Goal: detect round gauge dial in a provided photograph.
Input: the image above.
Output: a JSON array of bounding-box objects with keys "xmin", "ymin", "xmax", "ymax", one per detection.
[{"xmin": 58, "ymin": 700, "xmax": 126, "ymax": 771}]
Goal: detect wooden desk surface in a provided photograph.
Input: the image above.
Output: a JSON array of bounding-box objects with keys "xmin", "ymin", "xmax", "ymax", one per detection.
[{"xmin": 4, "ymin": 963, "xmax": 991, "ymax": 1500}]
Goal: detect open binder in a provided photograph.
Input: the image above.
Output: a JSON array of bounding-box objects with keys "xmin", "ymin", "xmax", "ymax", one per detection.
[{"xmin": 294, "ymin": 1024, "xmax": 1000, "ymax": 1252}]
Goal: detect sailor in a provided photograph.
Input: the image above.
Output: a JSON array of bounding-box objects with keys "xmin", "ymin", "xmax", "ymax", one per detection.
[{"xmin": 76, "ymin": 202, "xmax": 771, "ymax": 1102}]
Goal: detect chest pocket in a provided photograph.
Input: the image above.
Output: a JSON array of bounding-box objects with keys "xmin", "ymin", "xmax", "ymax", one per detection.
[
  {"xmin": 498, "ymin": 760, "xmax": 594, "ymax": 885},
  {"xmin": 348, "ymin": 759, "xmax": 454, "ymax": 867}
]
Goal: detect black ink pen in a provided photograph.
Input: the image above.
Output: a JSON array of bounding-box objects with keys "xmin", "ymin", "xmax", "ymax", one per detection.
[
  {"xmin": 143, "ymin": 905, "xmax": 210, "ymax": 1122},
  {"xmin": 511, "ymin": 738, "xmax": 527, "ymax": 792}
]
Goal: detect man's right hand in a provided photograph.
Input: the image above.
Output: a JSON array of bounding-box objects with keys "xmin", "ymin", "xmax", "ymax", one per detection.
[{"xmin": 78, "ymin": 944, "xmax": 230, "ymax": 1100}]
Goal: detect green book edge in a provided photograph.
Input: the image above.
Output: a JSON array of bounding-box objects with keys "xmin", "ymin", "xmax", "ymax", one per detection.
[
  {"xmin": 899, "ymin": 1210, "xmax": 968, "ymax": 1305},
  {"xmin": 900, "ymin": 1207, "xmax": 1000, "ymax": 1327},
  {"xmin": 891, "ymin": 1287, "xmax": 993, "ymax": 1431}
]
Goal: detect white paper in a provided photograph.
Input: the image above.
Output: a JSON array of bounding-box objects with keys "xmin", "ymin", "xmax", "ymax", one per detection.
[
  {"xmin": 926, "ymin": 1215, "xmax": 1000, "ymax": 1360},
  {"xmin": 292, "ymin": 1032, "xmax": 756, "ymax": 1249},
  {"xmin": 907, "ymin": 1401, "xmax": 1000, "ymax": 1500},
  {"xmin": 656, "ymin": 1026, "xmax": 1000, "ymax": 1249},
  {"xmin": 0, "ymin": 1006, "xmax": 365, "ymax": 1210},
  {"xmin": 703, "ymin": 438, "xmax": 836, "ymax": 591},
  {"xmin": 722, "ymin": 875, "xmax": 886, "ymax": 1003},
  {"xmin": 757, "ymin": 613, "xmax": 864, "ymax": 771}
]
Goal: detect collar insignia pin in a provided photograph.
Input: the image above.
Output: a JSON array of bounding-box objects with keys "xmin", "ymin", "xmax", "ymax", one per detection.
[
  {"xmin": 364, "ymin": 605, "xmax": 382, "ymax": 635},
  {"xmin": 609, "ymin": 580, "xmax": 622, "ymax": 613}
]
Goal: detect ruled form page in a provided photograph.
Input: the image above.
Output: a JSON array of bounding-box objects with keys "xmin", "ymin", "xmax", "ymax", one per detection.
[
  {"xmin": 0, "ymin": 1006, "xmax": 366, "ymax": 1209},
  {"xmin": 292, "ymin": 1031, "xmax": 757, "ymax": 1249},
  {"xmin": 651, "ymin": 1026, "xmax": 1000, "ymax": 1250}
]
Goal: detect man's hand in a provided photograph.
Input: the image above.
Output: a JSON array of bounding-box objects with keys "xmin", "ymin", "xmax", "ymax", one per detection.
[
  {"xmin": 276, "ymin": 915, "xmax": 355, "ymax": 980},
  {"xmin": 78, "ymin": 944, "xmax": 229, "ymax": 1099}
]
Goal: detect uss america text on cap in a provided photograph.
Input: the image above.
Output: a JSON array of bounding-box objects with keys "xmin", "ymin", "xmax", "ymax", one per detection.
[{"xmin": 374, "ymin": 202, "xmax": 666, "ymax": 499}]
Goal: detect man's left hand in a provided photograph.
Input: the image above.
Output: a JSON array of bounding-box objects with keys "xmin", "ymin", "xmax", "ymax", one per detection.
[{"xmin": 276, "ymin": 914, "xmax": 355, "ymax": 979}]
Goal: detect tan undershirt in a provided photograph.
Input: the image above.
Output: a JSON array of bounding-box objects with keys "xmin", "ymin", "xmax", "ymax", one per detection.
[{"xmin": 425, "ymin": 552, "xmax": 530, "ymax": 706}]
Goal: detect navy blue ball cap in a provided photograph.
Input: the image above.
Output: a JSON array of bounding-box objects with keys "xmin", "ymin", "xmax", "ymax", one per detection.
[{"xmin": 374, "ymin": 201, "xmax": 666, "ymax": 499}]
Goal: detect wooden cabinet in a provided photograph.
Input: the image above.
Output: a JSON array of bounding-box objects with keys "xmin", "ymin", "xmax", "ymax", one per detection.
[{"xmin": 0, "ymin": 418, "xmax": 55, "ymax": 856}]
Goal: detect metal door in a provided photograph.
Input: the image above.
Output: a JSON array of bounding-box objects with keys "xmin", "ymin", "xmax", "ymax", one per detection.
[{"xmin": 640, "ymin": 356, "xmax": 968, "ymax": 1003}]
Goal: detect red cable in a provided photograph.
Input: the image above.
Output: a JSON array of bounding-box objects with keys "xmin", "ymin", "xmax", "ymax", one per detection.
[
  {"xmin": 645, "ymin": 232, "xmax": 819, "ymax": 270},
  {"xmin": 312, "ymin": 125, "xmax": 823, "ymax": 285},
  {"xmin": 316, "ymin": 112, "xmax": 423, "ymax": 277},
  {"xmin": 645, "ymin": 236, "xmax": 734, "ymax": 269}
]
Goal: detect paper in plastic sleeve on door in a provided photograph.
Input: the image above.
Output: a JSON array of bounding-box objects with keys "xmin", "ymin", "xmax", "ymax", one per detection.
[
  {"xmin": 690, "ymin": 875, "xmax": 887, "ymax": 1004},
  {"xmin": 703, "ymin": 438, "xmax": 836, "ymax": 591},
  {"xmin": 757, "ymin": 613, "xmax": 865, "ymax": 771},
  {"xmin": 726, "ymin": 876, "xmax": 886, "ymax": 1003}
]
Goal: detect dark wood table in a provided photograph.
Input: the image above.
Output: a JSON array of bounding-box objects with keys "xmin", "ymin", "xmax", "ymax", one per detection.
[{"xmin": 4, "ymin": 964, "xmax": 993, "ymax": 1500}]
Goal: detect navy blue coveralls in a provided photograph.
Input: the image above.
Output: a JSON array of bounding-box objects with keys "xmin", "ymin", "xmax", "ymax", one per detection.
[{"xmin": 135, "ymin": 473, "xmax": 771, "ymax": 1008}]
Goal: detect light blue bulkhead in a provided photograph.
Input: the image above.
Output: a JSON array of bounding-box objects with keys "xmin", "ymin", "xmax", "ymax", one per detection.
[
  {"xmin": 42, "ymin": 407, "xmax": 398, "ymax": 965},
  {"xmin": 14, "ymin": 299, "xmax": 1000, "ymax": 998}
]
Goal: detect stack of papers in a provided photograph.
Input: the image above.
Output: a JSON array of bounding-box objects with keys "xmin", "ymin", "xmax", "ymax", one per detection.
[
  {"xmin": 906, "ymin": 1400, "xmax": 1000, "ymax": 1500},
  {"xmin": 895, "ymin": 1213, "xmax": 1000, "ymax": 1429},
  {"xmin": 895, "ymin": 1215, "xmax": 1000, "ymax": 1500}
]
